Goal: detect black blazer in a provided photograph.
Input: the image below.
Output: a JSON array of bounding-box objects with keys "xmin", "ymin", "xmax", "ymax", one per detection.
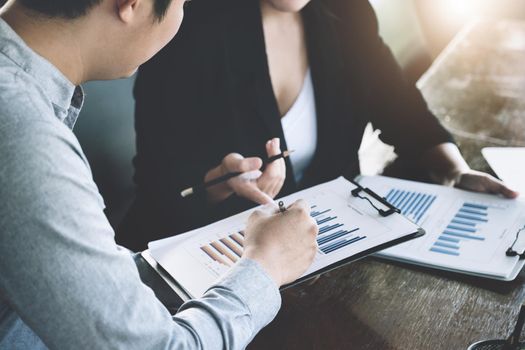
[{"xmin": 117, "ymin": 0, "xmax": 452, "ymax": 251}]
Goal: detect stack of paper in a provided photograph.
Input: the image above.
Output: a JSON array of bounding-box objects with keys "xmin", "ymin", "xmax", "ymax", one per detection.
[
  {"xmin": 148, "ymin": 177, "xmax": 422, "ymax": 298},
  {"xmin": 358, "ymin": 175, "xmax": 525, "ymax": 281}
]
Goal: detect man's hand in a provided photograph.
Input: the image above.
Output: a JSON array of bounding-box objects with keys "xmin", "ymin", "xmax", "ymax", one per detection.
[
  {"xmin": 242, "ymin": 200, "xmax": 318, "ymax": 287},
  {"xmin": 205, "ymin": 138, "xmax": 286, "ymax": 205}
]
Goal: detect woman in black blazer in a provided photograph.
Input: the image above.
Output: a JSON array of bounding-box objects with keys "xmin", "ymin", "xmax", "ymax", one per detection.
[{"xmin": 117, "ymin": 0, "xmax": 516, "ymax": 251}]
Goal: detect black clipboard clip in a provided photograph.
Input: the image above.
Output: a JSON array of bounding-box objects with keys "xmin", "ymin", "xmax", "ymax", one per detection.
[{"xmin": 350, "ymin": 180, "xmax": 400, "ymax": 217}]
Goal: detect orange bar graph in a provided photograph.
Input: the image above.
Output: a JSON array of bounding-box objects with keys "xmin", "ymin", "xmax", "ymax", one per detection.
[
  {"xmin": 220, "ymin": 238, "xmax": 243, "ymax": 257},
  {"xmin": 230, "ymin": 233, "xmax": 244, "ymax": 247},
  {"xmin": 200, "ymin": 245, "xmax": 231, "ymax": 266},
  {"xmin": 210, "ymin": 241, "xmax": 238, "ymax": 263}
]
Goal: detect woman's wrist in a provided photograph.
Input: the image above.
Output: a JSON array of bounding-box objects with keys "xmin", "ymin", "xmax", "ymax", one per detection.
[
  {"xmin": 439, "ymin": 167, "xmax": 468, "ymax": 187},
  {"xmin": 422, "ymin": 143, "xmax": 470, "ymax": 186}
]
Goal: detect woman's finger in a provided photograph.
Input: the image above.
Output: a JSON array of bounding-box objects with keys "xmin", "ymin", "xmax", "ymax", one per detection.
[
  {"xmin": 236, "ymin": 183, "xmax": 274, "ymax": 205},
  {"xmin": 222, "ymin": 153, "xmax": 263, "ymax": 173},
  {"xmin": 260, "ymin": 138, "xmax": 286, "ymax": 187},
  {"xmin": 266, "ymin": 138, "xmax": 282, "ymax": 157},
  {"xmin": 483, "ymin": 175, "xmax": 519, "ymax": 198},
  {"xmin": 458, "ymin": 171, "xmax": 519, "ymax": 198}
]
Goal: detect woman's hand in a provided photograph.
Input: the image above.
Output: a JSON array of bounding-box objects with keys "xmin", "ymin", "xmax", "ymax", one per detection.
[
  {"xmin": 254, "ymin": 138, "xmax": 287, "ymax": 199},
  {"xmin": 205, "ymin": 138, "xmax": 287, "ymax": 205},
  {"xmin": 454, "ymin": 169, "xmax": 518, "ymax": 198},
  {"xmin": 422, "ymin": 143, "xmax": 518, "ymax": 198}
]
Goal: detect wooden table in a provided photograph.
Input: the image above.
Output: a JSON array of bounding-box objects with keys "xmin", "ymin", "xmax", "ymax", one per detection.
[
  {"xmin": 418, "ymin": 18, "xmax": 525, "ymax": 173},
  {"xmin": 249, "ymin": 19, "xmax": 525, "ymax": 350}
]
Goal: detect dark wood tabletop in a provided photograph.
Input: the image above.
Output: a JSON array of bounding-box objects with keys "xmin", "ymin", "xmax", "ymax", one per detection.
[
  {"xmin": 418, "ymin": 18, "xmax": 525, "ymax": 173},
  {"xmin": 249, "ymin": 19, "xmax": 525, "ymax": 350}
]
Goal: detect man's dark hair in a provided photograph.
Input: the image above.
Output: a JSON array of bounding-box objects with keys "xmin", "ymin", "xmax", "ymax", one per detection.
[{"xmin": 18, "ymin": 0, "xmax": 173, "ymax": 20}]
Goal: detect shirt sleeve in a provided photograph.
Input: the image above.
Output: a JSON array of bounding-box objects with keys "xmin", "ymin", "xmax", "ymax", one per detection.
[{"xmin": 0, "ymin": 119, "xmax": 281, "ymax": 350}]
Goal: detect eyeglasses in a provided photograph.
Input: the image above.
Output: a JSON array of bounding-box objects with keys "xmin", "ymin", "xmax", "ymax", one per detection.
[{"xmin": 506, "ymin": 225, "xmax": 525, "ymax": 259}]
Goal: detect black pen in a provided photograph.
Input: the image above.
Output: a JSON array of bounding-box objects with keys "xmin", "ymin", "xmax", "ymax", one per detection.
[{"xmin": 180, "ymin": 150, "xmax": 294, "ymax": 198}]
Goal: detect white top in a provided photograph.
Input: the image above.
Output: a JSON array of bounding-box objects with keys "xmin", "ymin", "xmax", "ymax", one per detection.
[{"xmin": 281, "ymin": 69, "xmax": 318, "ymax": 183}]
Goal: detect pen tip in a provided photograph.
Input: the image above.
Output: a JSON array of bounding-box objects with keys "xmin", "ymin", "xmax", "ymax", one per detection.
[
  {"xmin": 284, "ymin": 150, "xmax": 295, "ymax": 157},
  {"xmin": 180, "ymin": 188, "xmax": 194, "ymax": 198}
]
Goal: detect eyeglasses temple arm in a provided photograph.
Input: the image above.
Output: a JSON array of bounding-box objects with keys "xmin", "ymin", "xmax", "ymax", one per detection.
[{"xmin": 505, "ymin": 304, "xmax": 525, "ymax": 349}]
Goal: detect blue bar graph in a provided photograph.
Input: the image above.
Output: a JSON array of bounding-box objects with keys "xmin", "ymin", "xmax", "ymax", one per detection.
[
  {"xmin": 316, "ymin": 216, "xmax": 337, "ymax": 226},
  {"xmin": 311, "ymin": 206, "xmax": 366, "ymax": 254},
  {"xmin": 430, "ymin": 247, "xmax": 460, "ymax": 256},
  {"xmin": 451, "ymin": 219, "xmax": 476, "ymax": 227},
  {"xmin": 446, "ymin": 225, "xmax": 476, "ymax": 233},
  {"xmin": 311, "ymin": 209, "xmax": 331, "ymax": 218},
  {"xmin": 321, "ymin": 236, "xmax": 367, "ymax": 254},
  {"xmin": 416, "ymin": 196, "xmax": 437, "ymax": 222},
  {"xmin": 317, "ymin": 228, "xmax": 360, "ymax": 246},
  {"xmin": 385, "ymin": 189, "xmax": 437, "ymax": 224},
  {"xmin": 463, "ymin": 203, "xmax": 488, "ymax": 211},
  {"xmin": 434, "ymin": 241, "xmax": 460, "ymax": 250},
  {"xmin": 455, "ymin": 213, "xmax": 488, "ymax": 223},
  {"xmin": 389, "ymin": 190, "xmax": 401, "ymax": 204},
  {"xmin": 318, "ymin": 230, "xmax": 349, "ymax": 246},
  {"xmin": 430, "ymin": 202, "xmax": 489, "ymax": 257},
  {"xmin": 319, "ymin": 223, "xmax": 344, "ymax": 235},
  {"xmin": 405, "ymin": 193, "xmax": 421, "ymax": 214},
  {"xmin": 438, "ymin": 235, "xmax": 460, "ymax": 243},
  {"xmin": 442, "ymin": 230, "xmax": 485, "ymax": 241},
  {"xmin": 459, "ymin": 208, "xmax": 487, "ymax": 216}
]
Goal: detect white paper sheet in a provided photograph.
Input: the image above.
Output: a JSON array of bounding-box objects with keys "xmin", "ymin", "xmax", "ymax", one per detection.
[
  {"xmin": 358, "ymin": 175, "xmax": 525, "ymax": 281},
  {"xmin": 149, "ymin": 177, "xmax": 421, "ymax": 298},
  {"xmin": 482, "ymin": 147, "xmax": 525, "ymax": 197}
]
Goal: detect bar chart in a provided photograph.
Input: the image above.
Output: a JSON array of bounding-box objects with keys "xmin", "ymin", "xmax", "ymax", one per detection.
[
  {"xmin": 385, "ymin": 188, "xmax": 437, "ymax": 224},
  {"xmin": 331, "ymin": 175, "xmax": 525, "ymax": 281},
  {"xmin": 429, "ymin": 202, "xmax": 488, "ymax": 257},
  {"xmin": 150, "ymin": 176, "xmax": 426, "ymax": 297},
  {"xmin": 311, "ymin": 205, "xmax": 366, "ymax": 254},
  {"xmin": 200, "ymin": 231, "xmax": 244, "ymax": 267},
  {"xmin": 199, "ymin": 205, "xmax": 368, "ymax": 267}
]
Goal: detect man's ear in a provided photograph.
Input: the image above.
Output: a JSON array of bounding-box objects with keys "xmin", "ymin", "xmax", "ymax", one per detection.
[{"xmin": 116, "ymin": 0, "xmax": 140, "ymax": 23}]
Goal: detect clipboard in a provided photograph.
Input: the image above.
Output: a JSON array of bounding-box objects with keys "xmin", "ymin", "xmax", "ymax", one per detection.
[
  {"xmin": 146, "ymin": 176, "xmax": 425, "ymax": 299},
  {"xmin": 358, "ymin": 175, "xmax": 525, "ymax": 281},
  {"xmin": 281, "ymin": 179, "xmax": 422, "ymax": 291}
]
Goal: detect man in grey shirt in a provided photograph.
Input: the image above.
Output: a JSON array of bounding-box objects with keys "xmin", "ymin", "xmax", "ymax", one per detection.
[{"xmin": 0, "ymin": 0, "xmax": 319, "ymax": 348}]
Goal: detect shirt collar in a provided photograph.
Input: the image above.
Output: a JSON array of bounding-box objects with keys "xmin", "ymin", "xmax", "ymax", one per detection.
[{"xmin": 0, "ymin": 18, "xmax": 84, "ymax": 128}]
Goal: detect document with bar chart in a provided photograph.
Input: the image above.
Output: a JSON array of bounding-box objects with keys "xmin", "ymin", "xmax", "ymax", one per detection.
[
  {"xmin": 358, "ymin": 175, "xmax": 525, "ymax": 281},
  {"xmin": 148, "ymin": 177, "xmax": 423, "ymax": 298}
]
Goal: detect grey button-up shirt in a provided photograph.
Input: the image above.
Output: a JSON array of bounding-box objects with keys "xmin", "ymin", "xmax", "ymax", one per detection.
[{"xmin": 0, "ymin": 18, "xmax": 280, "ymax": 349}]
